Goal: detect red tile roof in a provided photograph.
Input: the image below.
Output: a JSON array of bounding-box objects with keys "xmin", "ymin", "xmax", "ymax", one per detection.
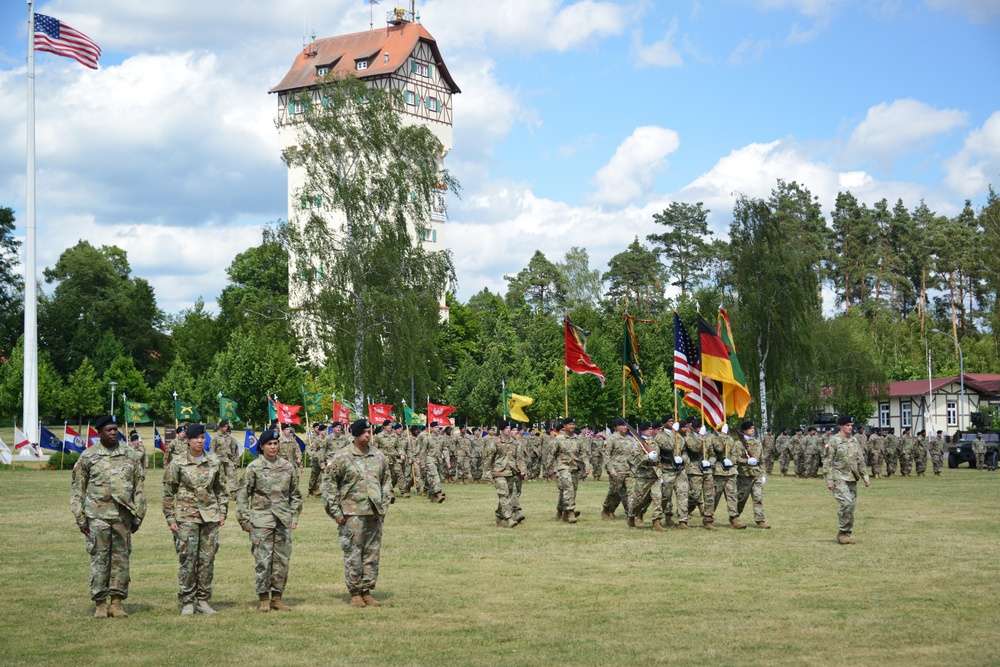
[
  {"xmin": 888, "ymin": 374, "xmax": 1000, "ymax": 398},
  {"xmin": 269, "ymin": 22, "xmax": 460, "ymax": 95}
]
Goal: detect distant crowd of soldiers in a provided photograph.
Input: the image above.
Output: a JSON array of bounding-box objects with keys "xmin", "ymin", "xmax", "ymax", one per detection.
[{"xmin": 764, "ymin": 425, "xmax": 949, "ymax": 479}]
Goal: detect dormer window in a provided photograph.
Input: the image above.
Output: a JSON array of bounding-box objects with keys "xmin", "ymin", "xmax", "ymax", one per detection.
[
  {"xmin": 317, "ymin": 66, "xmax": 329, "ymax": 76},
  {"xmin": 356, "ymin": 61, "xmax": 367, "ymax": 70}
]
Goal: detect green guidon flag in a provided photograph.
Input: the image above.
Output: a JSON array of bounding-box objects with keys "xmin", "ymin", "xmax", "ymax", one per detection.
[
  {"xmin": 175, "ymin": 400, "xmax": 201, "ymax": 421},
  {"xmin": 219, "ymin": 396, "xmax": 239, "ymax": 422},
  {"xmin": 403, "ymin": 405, "xmax": 424, "ymax": 426},
  {"xmin": 126, "ymin": 402, "xmax": 152, "ymax": 423},
  {"xmin": 303, "ymin": 391, "xmax": 325, "ymax": 414}
]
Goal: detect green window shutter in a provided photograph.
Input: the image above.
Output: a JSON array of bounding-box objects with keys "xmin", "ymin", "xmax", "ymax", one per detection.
[
  {"xmin": 429, "ymin": 64, "xmax": 434, "ymax": 78},
  {"xmin": 411, "ymin": 59, "xmax": 417, "ymax": 74},
  {"xmin": 300, "ymin": 196, "xmax": 308, "ymax": 210},
  {"xmin": 424, "ymin": 96, "xmax": 430, "ymax": 110},
  {"xmin": 432, "ymin": 229, "xmax": 437, "ymax": 242},
  {"xmin": 316, "ymin": 194, "xmax": 322, "ymax": 207}
]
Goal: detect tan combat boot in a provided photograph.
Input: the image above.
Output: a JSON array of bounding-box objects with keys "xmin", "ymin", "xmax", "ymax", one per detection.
[
  {"xmin": 350, "ymin": 594, "xmax": 367, "ymax": 608},
  {"xmin": 664, "ymin": 516, "xmax": 676, "ymax": 527},
  {"xmin": 556, "ymin": 509, "xmax": 564, "ymax": 521},
  {"xmin": 730, "ymin": 517, "xmax": 747, "ymax": 530},
  {"xmin": 703, "ymin": 520, "xmax": 718, "ymax": 531},
  {"xmin": 566, "ymin": 512, "xmax": 578, "ymax": 524},
  {"xmin": 652, "ymin": 519, "xmax": 666, "ymax": 532},
  {"xmin": 676, "ymin": 521, "xmax": 690, "ymax": 530},
  {"xmin": 258, "ymin": 593, "xmax": 270, "ymax": 612},
  {"xmin": 361, "ymin": 591, "xmax": 381, "ymax": 607},
  {"xmin": 507, "ymin": 518, "xmax": 519, "ymax": 528},
  {"xmin": 837, "ymin": 532, "xmax": 854, "ymax": 544},
  {"xmin": 601, "ymin": 509, "xmax": 614, "ymax": 520},
  {"xmin": 94, "ymin": 599, "xmax": 108, "ymax": 619},
  {"xmin": 270, "ymin": 594, "xmax": 292, "ymax": 611},
  {"xmin": 109, "ymin": 597, "xmax": 128, "ymax": 618},
  {"xmin": 626, "ymin": 516, "xmax": 637, "ymax": 529},
  {"xmin": 756, "ymin": 521, "xmax": 771, "ymax": 529}
]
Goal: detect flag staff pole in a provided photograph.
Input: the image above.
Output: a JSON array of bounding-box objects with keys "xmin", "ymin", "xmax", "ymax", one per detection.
[
  {"xmin": 22, "ymin": 0, "xmax": 39, "ymax": 450},
  {"xmin": 621, "ymin": 314, "xmax": 628, "ymax": 419},
  {"xmin": 61, "ymin": 420, "xmax": 66, "ymax": 470},
  {"xmin": 697, "ymin": 312, "xmax": 708, "ymax": 462},
  {"xmin": 301, "ymin": 386, "xmax": 312, "ymax": 467}
]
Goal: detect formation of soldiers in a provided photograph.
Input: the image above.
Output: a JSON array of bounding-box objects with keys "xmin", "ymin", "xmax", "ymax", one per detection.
[{"xmin": 766, "ymin": 425, "xmax": 948, "ymax": 479}]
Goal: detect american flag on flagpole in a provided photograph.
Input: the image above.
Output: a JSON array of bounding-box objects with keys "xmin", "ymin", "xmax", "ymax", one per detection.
[
  {"xmin": 673, "ymin": 312, "xmax": 725, "ymax": 428},
  {"xmin": 34, "ymin": 14, "xmax": 101, "ymax": 70}
]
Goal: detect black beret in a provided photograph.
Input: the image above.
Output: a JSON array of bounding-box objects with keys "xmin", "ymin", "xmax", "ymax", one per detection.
[
  {"xmin": 130, "ymin": 433, "xmax": 140, "ymax": 442},
  {"xmin": 313, "ymin": 423, "xmax": 325, "ymax": 430},
  {"xmin": 837, "ymin": 415, "xmax": 854, "ymax": 426},
  {"xmin": 651, "ymin": 420, "xmax": 662, "ymax": 429},
  {"xmin": 562, "ymin": 417, "xmax": 575, "ymax": 426},
  {"xmin": 330, "ymin": 421, "xmax": 341, "ymax": 428},
  {"xmin": 691, "ymin": 418, "xmax": 702, "ymax": 429},
  {"xmin": 498, "ymin": 420, "xmax": 511, "ymax": 430},
  {"xmin": 383, "ymin": 419, "xmax": 393, "ymax": 427},
  {"xmin": 429, "ymin": 421, "xmax": 439, "ymax": 428},
  {"xmin": 350, "ymin": 419, "xmax": 371, "ymax": 438},
  {"xmin": 375, "ymin": 426, "xmax": 384, "ymax": 434},
  {"xmin": 795, "ymin": 427, "xmax": 803, "ymax": 433},
  {"xmin": 613, "ymin": 417, "xmax": 627, "ymax": 427},
  {"xmin": 218, "ymin": 419, "xmax": 230, "ymax": 428},
  {"xmin": 685, "ymin": 416, "xmax": 696, "ymax": 425},
  {"xmin": 258, "ymin": 429, "xmax": 279, "ymax": 446},
  {"xmin": 662, "ymin": 414, "xmax": 674, "ymax": 422},
  {"xmin": 176, "ymin": 424, "xmax": 187, "ymax": 434},
  {"xmin": 639, "ymin": 422, "xmax": 652, "ymax": 430},
  {"xmin": 444, "ymin": 426, "xmax": 453, "ymax": 434},
  {"xmin": 187, "ymin": 424, "xmax": 206, "ymax": 438},
  {"xmin": 741, "ymin": 421, "xmax": 754, "ymax": 431},
  {"xmin": 94, "ymin": 415, "xmax": 116, "ymax": 431}
]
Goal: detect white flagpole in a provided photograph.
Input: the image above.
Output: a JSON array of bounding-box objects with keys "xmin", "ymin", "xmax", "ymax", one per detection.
[{"xmin": 23, "ymin": 0, "xmax": 39, "ymax": 448}]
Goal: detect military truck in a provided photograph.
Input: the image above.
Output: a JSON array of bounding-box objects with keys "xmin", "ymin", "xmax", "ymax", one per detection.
[{"xmin": 947, "ymin": 430, "xmax": 999, "ymax": 469}]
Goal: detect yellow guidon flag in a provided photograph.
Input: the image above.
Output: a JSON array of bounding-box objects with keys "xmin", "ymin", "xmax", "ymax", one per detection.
[{"xmin": 504, "ymin": 391, "xmax": 535, "ymax": 423}]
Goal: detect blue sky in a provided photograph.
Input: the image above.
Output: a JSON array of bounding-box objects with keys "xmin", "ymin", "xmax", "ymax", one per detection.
[{"xmin": 1, "ymin": 0, "xmax": 998, "ymax": 314}]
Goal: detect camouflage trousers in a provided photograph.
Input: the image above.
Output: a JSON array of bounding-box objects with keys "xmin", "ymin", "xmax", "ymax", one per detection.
[
  {"xmin": 174, "ymin": 522, "xmax": 220, "ymax": 603},
  {"xmin": 736, "ymin": 474, "xmax": 765, "ymax": 523},
  {"xmin": 249, "ymin": 524, "xmax": 292, "ymax": 595},
  {"xmin": 389, "ymin": 461, "xmax": 404, "ymax": 497},
  {"xmin": 629, "ymin": 476, "xmax": 663, "ymax": 523},
  {"xmin": 555, "ymin": 469, "xmax": 580, "ymax": 513},
  {"xmin": 308, "ymin": 461, "xmax": 323, "ymax": 495},
  {"xmin": 831, "ymin": 480, "xmax": 858, "ymax": 535},
  {"xmin": 884, "ymin": 452, "xmax": 898, "ymax": 476},
  {"xmin": 899, "ymin": 454, "xmax": 913, "ymax": 476},
  {"xmin": 661, "ymin": 471, "xmax": 689, "ymax": 522},
  {"xmin": 85, "ymin": 518, "xmax": 132, "ymax": 601},
  {"xmin": 590, "ymin": 455, "xmax": 604, "ymax": 481},
  {"xmin": 870, "ymin": 450, "xmax": 883, "ymax": 476},
  {"xmin": 975, "ymin": 452, "xmax": 985, "ymax": 469},
  {"xmin": 470, "ymin": 455, "xmax": 483, "ymax": 481},
  {"xmin": 914, "ymin": 452, "xmax": 928, "ymax": 475},
  {"xmin": 713, "ymin": 475, "xmax": 739, "ymax": 518},
  {"xmin": 602, "ymin": 475, "xmax": 629, "ymax": 515},
  {"xmin": 930, "ymin": 454, "xmax": 943, "ymax": 475},
  {"xmin": 806, "ymin": 451, "xmax": 821, "ymax": 477},
  {"xmin": 763, "ymin": 446, "xmax": 774, "ymax": 474},
  {"xmin": 778, "ymin": 450, "xmax": 791, "ymax": 474},
  {"xmin": 338, "ymin": 515, "xmax": 383, "ymax": 596},
  {"xmin": 687, "ymin": 474, "xmax": 716, "ymax": 521},
  {"xmin": 492, "ymin": 474, "xmax": 521, "ymax": 522},
  {"xmin": 424, "ymin": 459, "xmax": 442, "ymax": 495},
  {"xmin": 793, "ymin": 450, "xmax": 806, "ymax": 477},
  {"xmin": 401, "ymin": 460, "xmax": 415, "ymax": 494},
  {"xmin": 455, "ymin": 454, "xmax": 470, "ymax": 481}
]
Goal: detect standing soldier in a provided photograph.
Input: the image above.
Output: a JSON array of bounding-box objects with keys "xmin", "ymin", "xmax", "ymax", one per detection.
[
  {"xmin": 408, "ymin": 426, "xmax": 427, "ymax": 496},
  {"xmin": 549, "ymin": 417, "xmax": 590, "ymax": 523},
  {"xmin": 306, "ymin": 422, "xmax": 328, "ymax": 497},
  {"xmin": 685, "ymin": 418, "xmax": 717, "ymax": 531},
  {"xmin": 972, "ymin": 432, "xmax": 987, "ymax": 470},
  {"xmin": 237, "ymin": 428, "xmax": 302, "ymax": 612},
  {"xmin": 71, "ymin": 415, "xmax": 145, "ymax": 618},
  {"xmin": 469, "ymin": 427, "xmax": 485, "ymax": 483},
  {"xmin": 762, "ymin": 428, "xmax": 775, "ymax": 475},
  {"xmin": 276, "ymin": 425, "xmax": 302, "ymax": 470},
  {"xmin": 734, "ymin": 421, "xmax": 769, "ymax": 529},
  {"xmin": 854, "ymin": 427, "xmax": 868, "ymax": 476},
  {"xmin": 928, "ymin": 430, "xmax": 945, "ymax": 476},
  {"xmin": 627, "ymin": 422, "xmax": 664, "ymax": 531},
  {"xmin": 164, "ymin": 424, "xmax": 188, "ymax": 468},
  {"xmin": 791, "ymin": 427, "xmax": 806, "ymax": 478},
  {"xmin": 482, "ymin": 420, "xmax": 527, "ymax": 527},
  {"xmin": 823, "ymin": 415, "xmax": 870, "ymax": 544},
  {"xmin": 883, "ymin": 429, "xmax": 899, "ymax": 477},
  {"xmin": 324, "ymin": 419, "xmax": 391, "ymax": 608},
  {"xmin": 913, "ymin": 430, "xmax": 928, "ymax": 476},
  {"xmin": 658, "ymin": 418, "xmax": 690, "ymax": 529},
  {"xmin": 898, "ymin": 427, "xmax": 914, "ymax": 476},
  {"xmin": 213, "ymin": 419, "xmax": 240, "ymax": 500},
  {"xmin": 868, "ymin": 428, "xmax": 884, "ymax": 478},
  {"xmin": 162, "ymin": 424, "xmax": 229, "ymax": 615},
  {"xmin": 712, "ymin": 425, "xmax": 745, "ymax": 529},
  {"xmin": 589, "ymin": 432, "xmax": 605, "ymax": 483},
  {"xmin": 804, "ymin": 427, "xmax": 821, "ymax": 478},
  {"xmin": 601, "ymin": 418, "xmax": 634, "ymax": 520},
  {"xmin": 776, "ymin": 428, "xmax": 791, "ymax": 476},
  {"xmin": 454, "ymin": 426, "xmax": 472, "ymax": 484},
  {"xmin": 421, "ymin": 422, "xmax": 449, "ymax": 503},
  {"xmin": 128, "ymin": 432, "xmax": 148, "ymax": 472}
]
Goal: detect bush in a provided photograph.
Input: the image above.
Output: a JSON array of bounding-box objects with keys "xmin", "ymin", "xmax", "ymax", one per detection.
[
  {"xmin": 240, "ymin": 450, "xmax": 258, "ymax": 466},
  {"xmin": 46, "ymin": 452, "xmax": 81, "ymax": 470}
]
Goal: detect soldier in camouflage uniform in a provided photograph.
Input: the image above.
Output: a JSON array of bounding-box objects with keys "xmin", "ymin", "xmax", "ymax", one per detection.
[
  {"xmin": 373, "ymin": 421, "xmax": 404, "ymax": 499},
  {"xmin": 929, "ymin": 430, "xmax": 945, "ymax": 476},
  {"xmin": 305, "ymin": 422, "xmax": 327, "ymax": 497},
  {"xmin": 601, "ymin": 419, "xmax": 633, "ymax": 519},
  {"xmin": 972, "ymin": 433, "xmax": 987, "ymax": 470},
  {"xmin": 898, "ymin": 427, "xmax": 914, "ymax": 476},
  {"xmin": 657, "ymin": 418, "xmax": 690, "ymax": 528},
  {"xmin": 164, "ymin": 424, "xmax": 188, "ymax": 468},
  {"xmin": 212, "ymin": 419, "xmax": 240, "ymax": 500},
  {"xmin": 735, "ymin": 421, "xmax": 769, "ymax": 529},
  {"xmin": 549, "ymin": 417, "xmax": 590, "ymax": 523},
  {"xmin": 913, "ymin": 430, "xmax": 928, "ymax": 476},
  {"xmin": 804, "ymin": 427, "xmax": 821, "ymax": 478},
  {"xmin": 162, "ymin": 424, "xmax": 229, "ymax": 615},
  {"xmin": 883, "ymin": 429, "xmax": 899, "ymax": 477},
  {"xmin": 277, "ymin": 425, "xmax": 302, "ymax": 469},
  {"xmin": 469, "ymin": 428, "xmax": 485, "ymax": 483},
  {"xmin": 407, "ymin": 426, "xmax": 426, "ymax": 496},
  {"xmin": 237, "ymin": 428, "xmax": 302, "ymax": 612},
  {"xmin": 791, "ymin": 427, "xmax": 806, "ymax": 478},
  {"xmin": 711, "ymin": 425, "xmax": 745, "ymax": 529},
  {"xmin": 453, "ymin": 427, "xmax": 472, "ymax": 483},
  {"xmin": 685, "ymin": 419, "xmax": 717, "ymax": 530},
  {"xmin": 482, "ymin": 421, "xmax": 527, "ymax": 527},
  {"xmin": 854, "ymin": 427, "xmax": 868, "ymax": 476},
  {"xmin": 324, "ymin": 419, "xmax": 391, "ymax": 608},
  {"xmin": 589, "ymin": 433, "xmax": 605, "ymax": 483},
  {"xmin": 420, "ymin": 422, "xmax": 450, "ymax": 502},
  {"xmin": 776, "ymin": 428, "xmax": 791, "ymax": 475},
  {"xmin": 824, "ymin": 415, "xmax": 870, "ymax": 544},
  {"xmin": 762, "ymin": 428, "xmax": 775, "ymax": 475},
  {"xmin": 71, "ymin": 415, "xmax": 146, "ymax": 618},
  {"xmin": 628, "ymin": 422, "xmax": 665, "ymax": 530},
  {"xmin": 868, "ymin": 428, "xmax": 884, "ymax": 477},
  {"xmin": 128, "ymin": 432, "xmax": 148, "ymax": 472}
]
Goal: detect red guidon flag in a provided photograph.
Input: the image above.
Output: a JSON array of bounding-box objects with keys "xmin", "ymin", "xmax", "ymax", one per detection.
[
  {"xmin": 332, "ymin": 400, "xmax": 351, "ymax": 425},
  {"xmin": 368, "ymin": 403, "xmax": 394, "ymax": 424},
  {"xmin": 427, "ymin": 402, "xmax": 457, "ymax": 426},
  {"xmin": 564, "ymin": 317, "xmax": 605, "ymax": 386},
  {"xmin": 270, "ymin": 398, "xmax": 303, "ymax": 424}
]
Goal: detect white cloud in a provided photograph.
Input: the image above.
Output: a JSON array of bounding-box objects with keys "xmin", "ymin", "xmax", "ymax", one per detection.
[
  {"xmin": 751, "ymin": 0, "xmax": 848, "ymax": 17},
  {"xmin": 632, "ymin": 21, "xmax": 683, "ymax": 68},
  {"xmin": 944, "ymin": 111, "xmax": 1000, "ymax": 197},
  {"xmin": 589, "ymin": 126, "xmax": 680, "ymax": 207},
  {"xmin": 728, "ymin": 37, "xmax": 772, "ymax": 65},
  {"xmin": 845, "ymin": 99, "xmax": 968, "ymax": 167},
  {"xmin": 925, "ymin": 0, "xmax": 1000, "ymax": 22}
]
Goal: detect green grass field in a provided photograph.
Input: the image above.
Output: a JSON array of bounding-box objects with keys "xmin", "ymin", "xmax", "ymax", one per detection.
[{"xmin": 1, "ymin": 447, "xmax": 998, "ymax": 666}]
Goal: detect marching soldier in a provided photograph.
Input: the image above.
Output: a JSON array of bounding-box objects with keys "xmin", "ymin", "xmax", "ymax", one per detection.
[
  {"xmin": 735, "ymin": 421, "xmax": 769, "ymax": 529},
  {"xmin": 306, "ymin": 422, "xmax": 327, "ymax": 497},
  {"xmin": 212, "ymin": 419, "xmax": 240, "ymax": 500},
  {"xmin": 277, "ymin": 425, "xmax": 302, "ymax": 470},
  {"xmin": 601, "ymin": 418, "xmax": 634, "ymax": 519},
  {"xmin": 164, "ymin": 424, "xmax": 188, "ymax": 468},
  {"xmin": 685, "ymin": 418, "xmax": 717, "ymax": 530},
  {"xmin": 823, "ymin": 415, "xmax": 870, "ymax": 544},
  {"xmin": 776, "ymin": 428, "xmax": 791, "ymax": 476},
  {"xmin": 762, "ymin": 428, "xmax": 775, "ymax": 475},
  {"xmin": 549, "ymin": 417, "xmax": 589, "ymax": 523},
  {"xmin": 657, "ymin": 417, "xmax": 690, "ymax": 529},
  {"xmin": 482, "ymin": 420, "xmax": 527, "ymax": 527}
]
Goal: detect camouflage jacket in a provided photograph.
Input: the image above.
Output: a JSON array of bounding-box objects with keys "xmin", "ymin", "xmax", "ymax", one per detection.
[
  {"xmin": 162, "ymin": 450, "xmax": 229, "ymax": 525},
  {"xmin": 628, "ymin": 436, "xmax": 660, "ymax": 479},
  {"xmin": 237, "ymin": 455, "xmax": 302, "ymax": 530},
  {"xmin": 683, "ymin": 433, "xmax": 711, "ymax": 475},
  {"xmin": 323, "ymin": 444, "xmax": 391, "ymax": 521},
  {"xmin": 71, "ymin": 443, "xmax": 146, "ymax": 529},
  {"xmin": 374, "ymin": 432, "xmax": 399, "ymax": 459},
  {"xmin": 482, "ymin": 435, "xmax": 526, "ymax": 478},
  {"xmin": 928, "ymin": 436, "xmax": 944, "ymax": 456},
  {"xmin": 164, "ymin": 436, "xmax": 187, "ymax": 467},
  {"xmin": 711, "ymin": 433, "xmax": 739, "ymax": 477},
  {"xmin": 653, "ymin": 431, "xmax": 688, "ymax": 475},
  {"xmin": 823, "ymin": 433, "xmax": 868, "ymax": 484},
  {"xmin": 212, "ymin": 432, "xmax": 240, "ymax": 469},
  {"xmin": 775, "ymin": 435, "xmax": 791, "ymax": 453},
  {"xmin": 422, "ymin": 433, "xmax": 449, "ymax": 462},
  {"xmin": 277, "ymin": 436, "xmax": 302, "ymax": 468},
  {"xmin": 604, "ymin": 432, "xmax": 633, "ymax": 477},
  {"xmin": 323, "ymin": 433, "xmax": 350, "ymax": 464},
  {"xmin": 898, "ymin": 435, "xmax": 914, "ymax": 455},
  {"xmin": 735, "ymin": 435, "xmax": 764, "ymax": 477},
  {"xmin": 551, "ymin": 432, "xmax": 588, "ymax": 474}
]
